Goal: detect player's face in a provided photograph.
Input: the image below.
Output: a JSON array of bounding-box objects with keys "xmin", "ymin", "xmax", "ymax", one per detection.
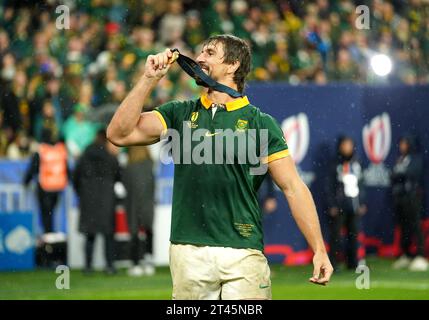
[{"xmin": 196, "ymin": 41, "xmax": 230, "ymax": 83}]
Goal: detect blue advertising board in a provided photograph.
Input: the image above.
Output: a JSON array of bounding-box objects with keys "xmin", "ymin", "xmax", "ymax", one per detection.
[{"xmin": 0, "ymin": 212, "xmax": 34, "ymax": 271}]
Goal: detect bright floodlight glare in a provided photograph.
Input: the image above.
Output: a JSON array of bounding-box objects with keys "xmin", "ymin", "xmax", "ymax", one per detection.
[{"xmin": 370, "ymin": 54, "xmax": 393, "ymax": 76}]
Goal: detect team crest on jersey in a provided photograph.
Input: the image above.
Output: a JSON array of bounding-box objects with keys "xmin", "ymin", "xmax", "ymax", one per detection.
[
  {"xmin": 188, "ymin": 112, "xmax": 199, "ymax": 128},
  {"xmin": 235, "ymin": 119, "xmax": 248, "ymax": 132}
]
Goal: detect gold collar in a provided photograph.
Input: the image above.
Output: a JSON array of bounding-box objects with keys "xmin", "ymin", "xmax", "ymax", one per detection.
[{"xmin": 200, "ymin": 94, "xmax": 250, "ymax": 112}]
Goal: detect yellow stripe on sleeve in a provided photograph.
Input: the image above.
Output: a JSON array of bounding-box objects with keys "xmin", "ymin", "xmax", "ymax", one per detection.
[
  {"xmin": 153, "ymin": 110, "xmax": 168, "ymax": 130},
  {"xmin": 262, "ymin": 149, "xmax": 290, "ymax": 164}
]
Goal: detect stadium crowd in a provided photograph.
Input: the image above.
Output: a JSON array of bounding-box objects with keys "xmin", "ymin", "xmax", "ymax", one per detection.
[{"xmin": 1, "ymin": 0, "xmax": 429, "ymax": 156}]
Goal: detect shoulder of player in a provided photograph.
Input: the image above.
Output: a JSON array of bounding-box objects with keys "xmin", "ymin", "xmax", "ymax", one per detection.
[
  {"xmin": 155, "ymin": 98, "xmax": 198, "ymax": 114},
  {"xmin": 245, "ymin": 105, "xmax": 278, "ymax": 125},
  {"xmin": 162, "ymin": 98, "xmax": 197, "ymax": 109},
  {"xmin": 240, "ymin": 103, "xmax": 263, "ymax": 118}
]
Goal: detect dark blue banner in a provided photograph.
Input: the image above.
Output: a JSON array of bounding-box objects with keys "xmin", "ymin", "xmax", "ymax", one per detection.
[{"xmin": 247, "ymin": 83, "xmax": 429, "ymax": 264}]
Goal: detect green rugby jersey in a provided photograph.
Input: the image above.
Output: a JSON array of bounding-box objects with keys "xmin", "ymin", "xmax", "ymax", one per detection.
[{"xmin": 154, "ymin": 95, "xmax": 289, "ymax": 251}]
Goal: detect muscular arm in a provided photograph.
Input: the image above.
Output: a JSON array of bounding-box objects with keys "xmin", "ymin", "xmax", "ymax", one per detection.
[
  {"xmin": 268, "ymin": 155, "xmax": 333, "ymax": 285},
  {"xmin": 106, "ymin": 77, "xmax": 163, "ymax": 146},
  {"xmin": 107, "ymin": 49, "xmax": 173, "ymax": 147}
]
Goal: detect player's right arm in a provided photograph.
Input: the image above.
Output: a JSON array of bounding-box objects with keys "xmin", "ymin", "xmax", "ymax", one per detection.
[{"xmin": 107, "ymin": 49, "xmax": 173, "ymax": 146}]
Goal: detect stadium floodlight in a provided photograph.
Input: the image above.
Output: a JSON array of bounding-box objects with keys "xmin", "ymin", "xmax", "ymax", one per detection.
[{"xmin": 370, "ymin": 54, "xmax": 393, "ymax": 77}]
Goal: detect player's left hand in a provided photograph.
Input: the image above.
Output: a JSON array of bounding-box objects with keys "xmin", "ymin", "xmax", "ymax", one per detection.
[{"xmin": 309, "ymin": 251, "xmax": 334, "ymax": 286}]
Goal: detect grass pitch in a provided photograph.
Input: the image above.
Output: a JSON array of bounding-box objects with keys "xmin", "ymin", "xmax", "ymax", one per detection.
[{"xmin": 0, "ymin": 257, "xmax": 428, "ymax": 300}]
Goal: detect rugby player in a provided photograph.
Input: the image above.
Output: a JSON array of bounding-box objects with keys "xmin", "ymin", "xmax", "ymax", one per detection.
[{"xmin": 107, "ymin": 34, "xmax": 333, "ymax": 299}]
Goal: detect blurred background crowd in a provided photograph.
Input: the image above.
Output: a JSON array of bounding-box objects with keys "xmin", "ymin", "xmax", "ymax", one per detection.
[{"xmin": 1, "ymin": 0, "xmax": 429, "ymax": 160}]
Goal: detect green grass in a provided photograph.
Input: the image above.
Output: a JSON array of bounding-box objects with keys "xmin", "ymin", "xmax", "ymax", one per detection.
[{"xmin": 0, "ymin": 257, "xmax": 428, "ymax": 300}]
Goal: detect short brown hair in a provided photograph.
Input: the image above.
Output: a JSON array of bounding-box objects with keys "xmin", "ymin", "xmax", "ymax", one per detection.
[{"xmin": 201, "ymin": 34, "xmax": 251, "ymax": 93}]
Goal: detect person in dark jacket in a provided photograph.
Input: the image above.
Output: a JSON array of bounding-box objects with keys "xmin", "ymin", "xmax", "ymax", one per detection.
[
  {"xmin": 0, "ymin": 78, "xmax": 22, "ymax": 135},
  {"xmin": 391, "ymin": 135, "xmax": 428, "ymax": 271},
  {"xmin": 123, "ymin": 145, "xmax": 156, "ymax": 277},
  {"xmin": 326, "ymin": 136, "xmax": 367, "ymax": 271},
  {"xmin": 73, "ymin": 129, "xmax": 121, "ymax": 275}
]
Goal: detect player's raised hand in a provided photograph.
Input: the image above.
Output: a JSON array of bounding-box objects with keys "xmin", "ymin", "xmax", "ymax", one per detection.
[
  {"xmin": 144, "ymin": 48, "xmax": 174, "ymax": 80},
  {"xmin": 309, "ymin": 251, "xmax": 334, "ymax": 286}
]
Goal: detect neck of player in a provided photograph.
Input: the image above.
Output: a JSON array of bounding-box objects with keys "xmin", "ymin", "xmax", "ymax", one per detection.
[{"xmin": 206, "ymin": 82, "xmax": 240, "ymax": 104}]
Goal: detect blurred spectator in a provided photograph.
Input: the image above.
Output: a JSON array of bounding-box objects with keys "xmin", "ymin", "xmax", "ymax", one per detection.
[
  {"xmin": 391, "ymin": 135, "xmax": 428, "ymax": 272},
  {"xmin": 111, "ymin": 80, "xmax": 127, "ymax": 104},
  {"xmin": 108, "ymin": 0, "xmax": 128, "ymax": 27},
  {"xmin": 0, "ymin": 30, "xmax": 10, "ymax": 61},
  {"xmin": 62, "ymin": 103, "xmax": 98, "ymax": 159},
  {"xmin": 136, "ymin": 6, "xmax": 157, "ymax": 30},
  {"xmin": 203, "ymin": 0, "xmax": 234, "ymax": 36},
  {"xmin": 29, "ymin": 76, "xmax": 65, "ymax": 137},
  {"xmin": 6, "ymin": 130, "xmax": 37, "ymax": 159},
  {"xmin": 34, "ymin": 100, "xmax": 61, "ymax": 143},
  {"xmin": 326, "ymin": 136, "xmax": 367, "ymax": 272},
  {"xmin": 251, "ymin": 23, "xmax": 276, "ymax": 72},
  {"xmin": 123, "ymin": 146, "xmax": 156, "ymax": 277},
  {"xmin": 47, "ymin": 75, "xmax": 70, "ymax": 120},
  {"xmin": 23, "ymin": 128, "xmax": 70, "ymax": 234},
  {"xmin": 231, "ymin": 0, "xmax": 249, "ymax": 39},
  {"xmin": 330, "ymin": 48, "xmax": 361, "ymax": 82},
  {"xmin": 265, "ymin": 40, "xmax": 290, "ymax": 80},
  {"xmin": 291, "ymin": 41, "xmax": 322, "ymax": 83},
  {"xmin": 94, "ymin": 64, "xmax": 120, "ymax": 106},
  {"xmin": 183, "ymin": 10, "xmax": 205, "ymax": 50},
  {"xmin": 1, "ymin": 55, "xmax": 22, "ymax": 133},
  {"xmin": 11, "ymin": 69, "xmax": 30, "ymax": 133},
  {"xmin": 0, "ymin": 111, "xmax": 10, "ymax": 157},
  {"xmin": 314, "ymin": 69, "xmax": 328, "ymax": 85},
  {"xmin": 317, "ymin": 0, "xmax": 330, "ymax": 20},
  {"xmin": 63, "ymin": 36, "xmax": 90, "ymax": 77},
  {"xmin": 159, "ymin": 0, "xmax": 186, "ymax": 45},
  {"xmin": 10, "ymin": 10, "xmax": 32, "ymax": 61},
  {"xmin": 73, "ymin": 129, "xmax": 122, "ymax": 275},
  {"xmin": 79, "ymin": 81, "xmax": 94, "ymax": 108},
  {"xmin": 133, "ymin": 27, "xmax": 157, "ymax": 61}
]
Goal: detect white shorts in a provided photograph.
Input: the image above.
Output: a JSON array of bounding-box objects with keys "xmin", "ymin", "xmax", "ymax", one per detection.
[{"xmin": 169, "ymin": 243, "xmax": 272, "ymax": 300}]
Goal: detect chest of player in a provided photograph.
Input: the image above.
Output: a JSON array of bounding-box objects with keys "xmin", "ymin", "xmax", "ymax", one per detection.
[
  {"xmin": 181, "ymin": 105, "xmax": 255, "ymax": 135},
  {"xmin": 171, "ymin": 106, "xmax": 263, "ymax": 165}
]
